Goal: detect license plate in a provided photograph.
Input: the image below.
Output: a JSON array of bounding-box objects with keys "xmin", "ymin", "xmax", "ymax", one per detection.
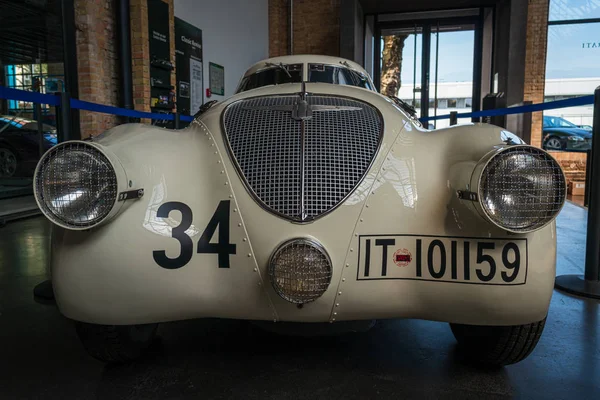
[{"xmin": 357, "ymin": 235, "xmax": 528, "ymax": 285}]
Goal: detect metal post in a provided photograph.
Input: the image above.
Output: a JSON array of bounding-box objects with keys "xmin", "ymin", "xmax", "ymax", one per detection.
[
  {"xmin": 449, "ymin": 111, "xmax": 458, "ymax": 126},
  {"xmin": 35, "ymin": 103, "xmax": 45, "ymax": 158},
  {"xmin": 555, "ymin": 86, "xmax": 600, "ymax": 299},
  {"xmin": 56, "ymin": 92, "xmax": 73, "ymax": 143},
  {"xmin": 174, "ymin": 111, "xmax": 180, "ymax": 129},
  {"xmin": 585, "ymin": 149, "xmax": 592, "ymax": 208}
]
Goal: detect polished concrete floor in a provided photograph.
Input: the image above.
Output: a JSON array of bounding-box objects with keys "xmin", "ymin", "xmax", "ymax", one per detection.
[{"xmin": 0, "ymin": 202, "xmax": 598, "ymax": 399}]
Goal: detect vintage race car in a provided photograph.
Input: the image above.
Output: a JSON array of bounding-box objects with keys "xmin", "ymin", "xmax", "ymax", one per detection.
[{"xmin": 34, "ymin": 55, "xmax": 566, "ymax": 366}]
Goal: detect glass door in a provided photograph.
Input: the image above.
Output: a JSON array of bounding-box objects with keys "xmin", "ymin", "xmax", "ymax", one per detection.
[
  {"xmin": 378, "ymin": 17, "xmax": 479, "ymax": 129},
  {"xmin": 380, "ymin": 26, "xmax": 423, "ymax": 119},
  {"xmin": 428, "ymin": 24, "xmax": 476, "ymax": 129}
]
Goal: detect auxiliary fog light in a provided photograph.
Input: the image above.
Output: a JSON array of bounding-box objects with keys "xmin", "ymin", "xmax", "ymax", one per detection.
[{"xmin": 268, "ymin": 238, "xmax": 333, "ymax": 304}]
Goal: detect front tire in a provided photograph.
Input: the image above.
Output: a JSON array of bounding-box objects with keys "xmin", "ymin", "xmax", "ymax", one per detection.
[
  {"xmin": 450, "ymin": 318, "xmax": 546, "ymax": 367},
  {"xmin": 0, "ymin": 146, "xmax": 18, "ymax": 178},
  {"xmin": 544, "ymin": 136, "xmax": 565, "ymax": 151},
  {"xmin": 75, "ymin": 322, "xmax": 158, "ymax": 363}
]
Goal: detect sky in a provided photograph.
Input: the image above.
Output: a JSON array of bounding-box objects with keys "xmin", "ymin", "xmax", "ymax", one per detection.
[{"xmin": 393, "ymin": 0, "xmax": 600, "ymax": 85}]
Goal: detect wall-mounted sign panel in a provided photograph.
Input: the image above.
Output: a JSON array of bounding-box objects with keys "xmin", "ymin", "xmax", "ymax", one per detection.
[
  {"xmin": 175, "ymin": 17, "xmax": 203, "ymax": 116},
  {"xmin": 209, "ymin": 62, "xmax": 225, "ymax": 96}
]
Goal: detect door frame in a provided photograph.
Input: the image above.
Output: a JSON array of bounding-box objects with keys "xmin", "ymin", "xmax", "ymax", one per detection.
[{"xmin": 373, "ymin": 12, "xmax": 484, "ymax": 122}]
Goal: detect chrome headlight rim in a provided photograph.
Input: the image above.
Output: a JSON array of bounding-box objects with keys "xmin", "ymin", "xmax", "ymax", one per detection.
[
  {"xmin": 473, "ymin": 145, "xmax": 567, "ymax": 234},
  {"xmin": 33, "ymin": 141, "xmax": 125, "ymax": 230},
  {"xmin": 268, "ymin": 237, "xmax": 333, "ymax": 304}
]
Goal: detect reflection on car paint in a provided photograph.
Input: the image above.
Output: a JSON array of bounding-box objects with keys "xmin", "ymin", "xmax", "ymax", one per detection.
[{"xmin": 142, "ymin": 175, "xmax": 201, "ymax": 238}]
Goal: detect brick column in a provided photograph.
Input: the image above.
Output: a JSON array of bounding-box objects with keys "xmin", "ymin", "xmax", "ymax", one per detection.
[
  {"xmin": 523, "ymin": 0, "xmax": 549, "ymax": 148},
  {"xmin": 75, "ymin": 0, "xmax": 120, "ymax": 138},
  {"xmin": 130, "ymin": 0, "xmax": 151, "ymax": 117},
  {"xmin": 269, "ymin": 0, "xmax": 289, "ymax": 57},
  {"xmin": 130, "ymin": 0, "xmax": 174, "ymax": 120},
  {"xmin": 269, "ymin": 0, "xmax": 341, "ymax": 57},
  {"xmin": 293, "ymin": 0, "xmax": 340, "ymax": 56}
]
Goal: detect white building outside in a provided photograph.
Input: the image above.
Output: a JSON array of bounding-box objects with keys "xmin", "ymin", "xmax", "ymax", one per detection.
[{"xmin": 398, "ymin": 78, "xmax": 599, "ymax": 129}]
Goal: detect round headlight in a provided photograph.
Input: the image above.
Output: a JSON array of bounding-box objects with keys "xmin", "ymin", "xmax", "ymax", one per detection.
[
  {"xmin": 476, "ymin": 146, "xmax": 566, "ymax": 233},
  {"xmin": 34, "ymin": 142, "xmax": 119, "ymax": 229},
  {"xmin": 268, "ymin": 238, "xmax": 332, "ymax": 304}
]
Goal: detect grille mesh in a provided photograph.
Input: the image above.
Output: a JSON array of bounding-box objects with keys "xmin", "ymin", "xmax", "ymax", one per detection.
[
  {"xmin": 479, "ymin": 146, "xmax": 566, "ymax": 232},
  {"xmin": 305, "ymin": 96, "xmax": 381, "ymax": 218},
  {"xmin": 35, "ymin": 143, "xmax": 118, "ymax": 228},
  {"xmin": 223, "ymin": 94, "xmax": 382, "ymax": 221}
]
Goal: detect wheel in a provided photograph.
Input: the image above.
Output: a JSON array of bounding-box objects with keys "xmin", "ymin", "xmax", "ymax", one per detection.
[
  {"xmin": 75, "ymin": 322, "xmax": 158, "ymax": 363},
  {"xmin": 450, "ymin": 317, "xmax": 546, "ymax": 367},
  {"xmin": 544, "ymin": 136, "xmax": 565, "ymax": 151},
  {"xmin": 0, "ymin": 146, "xmax": 18, "ymax": 178}
]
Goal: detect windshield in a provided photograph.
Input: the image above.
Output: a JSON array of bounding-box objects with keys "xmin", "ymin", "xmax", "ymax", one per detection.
[
  {"xmin": 236, "ymin": 63, "xmax": 303, "ymax": 93},
  {"xmin": 236, "ymin": 62, "xmax": 375, "ymax": 93},
  {"xmin": 308, "ymin": 63, "xmax": 374, "ymax": 90},
  {"xmin": 543, "ymin": 116, "xmax": 578, "ymax": 128}
]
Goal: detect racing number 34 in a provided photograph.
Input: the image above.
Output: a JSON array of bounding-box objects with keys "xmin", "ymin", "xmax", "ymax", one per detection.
[{"xmin": 153, "ymin": 200, "xmax": 237, "ymax": 269}]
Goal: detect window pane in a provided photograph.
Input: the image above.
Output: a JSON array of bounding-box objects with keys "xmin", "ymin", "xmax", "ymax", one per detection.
[{"xmin": 550, "ymin": 0, "xmax": 600, "ymax": 21}]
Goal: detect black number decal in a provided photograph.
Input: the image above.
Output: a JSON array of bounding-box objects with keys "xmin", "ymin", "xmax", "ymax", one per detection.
[
  {"xmin": 364, "ymin": 239, "xmax": 371, "ymax": 277},
  {"xmin": 501, "ymin": 242, "xmax": 521, "ymax": 282},
  {"xmin": 416, "ymin": 239, "xmax": 422, "ymax": 277},
  {"xmin": 427, "ymin": 240, "xmax": 446, "ymax": 279},
  {"xmin": 450, "ymin": 240, "xmax": 458, "ymax": 280},
  {"xmin": 375, "ymin": 239, "xmax": 395, "ymax": 277},
  {"xmin": 463, "ymin": 241, "xmax": 470, "ymax": 280},
  {"xmin": 476, "ymin": 242, "xmax": 496, "ymax": 281},
  {"xmin": 197, "ymin": 200, "xmax": 237, "ymax": 268},
  {"xmin": 153, "ymin": 202, "xmax": 194, "ymax": 269}
]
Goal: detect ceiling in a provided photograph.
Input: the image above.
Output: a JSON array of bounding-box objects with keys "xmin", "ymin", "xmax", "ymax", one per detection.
[
  {"xmin": 358, "ymin": 0, "xmax": 501, "ymax": 14},
  {"xmin": 0, "ymin": 0, "xmax": 64, "ymax": 65}
]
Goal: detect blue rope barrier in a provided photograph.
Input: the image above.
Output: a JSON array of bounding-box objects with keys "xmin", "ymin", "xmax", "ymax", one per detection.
[
  {"xmin": 420, "ymin": 95, "xmax": 595, "ymax": 122},
  {"xmin": 0, "ymin": 85, "xmax": 194, "ymax": 122},
  {"xmin": 0, "ymin": 85, "xmax": 59, "ymax": 106},
  {"xmin": 0, "ymin": 85, "xmax": 594, "ymax": 126}
]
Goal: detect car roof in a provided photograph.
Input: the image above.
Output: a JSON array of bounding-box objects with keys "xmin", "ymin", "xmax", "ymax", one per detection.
[{"xmin": 242, "ymin": 55, "xmax": 369, "ymax": 78}]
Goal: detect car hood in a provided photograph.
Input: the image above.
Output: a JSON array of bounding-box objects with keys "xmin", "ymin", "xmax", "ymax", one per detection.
[{"xmin": 544, "ymin": 127, "xmax": 592, "ymax": 138}]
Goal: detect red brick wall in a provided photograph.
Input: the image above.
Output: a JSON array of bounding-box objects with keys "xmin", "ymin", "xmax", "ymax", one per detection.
[
  {"xmin": 524, "ymin": 0, "xmax": 549, "ymax": 148},
  {"xmin": 269, "ymin": 0, "xmax": 341, "ymax": 57},
  {"xmin": 75, "ymin": 0, "xmax": 120, "ymax": 138}
]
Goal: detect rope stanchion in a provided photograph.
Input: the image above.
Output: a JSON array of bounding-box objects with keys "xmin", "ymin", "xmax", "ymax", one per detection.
[{"xmin": 555, "ymin": 86, "xmax": 600, "ymax": 299}]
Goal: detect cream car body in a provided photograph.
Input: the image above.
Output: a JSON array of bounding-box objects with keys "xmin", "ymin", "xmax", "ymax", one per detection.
[{"xmin": 38, "ymin": 55, "xmax": 563, "ymax": 331}]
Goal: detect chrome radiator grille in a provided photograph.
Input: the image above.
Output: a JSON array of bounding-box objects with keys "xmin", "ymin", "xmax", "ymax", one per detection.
[{"xmin": 223, "ymin": 94, "xmax": 382, "ymax": 221}]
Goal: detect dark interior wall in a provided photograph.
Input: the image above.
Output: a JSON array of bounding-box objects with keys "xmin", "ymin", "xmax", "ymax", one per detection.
[
  {"xmin": 359, "ymin": 0, "xmax": 498, "ymax": 14},
  {"xmin": 506, "ymin": 0, "xmax": 528, "ymax": 106},
  {"xmin": 340, "ymin": 0, "xmax": 365, "ymax": 64},
  {"xmin": 492, "ymin": 0, "xmax": 529, "ymax": 106}
]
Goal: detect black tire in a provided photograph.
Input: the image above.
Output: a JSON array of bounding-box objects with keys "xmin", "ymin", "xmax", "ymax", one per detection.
[
  {"xmin": 543, "ymin": 136, "xmax": 566, "ymax": 151},
  {"xmin": 450, "ymin": 317, "xmax": 546, "ymax": 367},
  {"xmin": 0, "ymin": 145, "xmax": 19, "ymax": 178},
  {"xmin": 75, "ymin": 322, "xmax": 158, "ymax": 363}
]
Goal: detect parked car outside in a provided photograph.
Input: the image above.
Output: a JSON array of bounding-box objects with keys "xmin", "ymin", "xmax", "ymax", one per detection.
[
  {"xmin": 542, "ymin": 115, "xmax": 591, "ymax": 151},
  {"xmin": 0, "ymin": 116, "xmax": 57, "ymax": 178}
]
